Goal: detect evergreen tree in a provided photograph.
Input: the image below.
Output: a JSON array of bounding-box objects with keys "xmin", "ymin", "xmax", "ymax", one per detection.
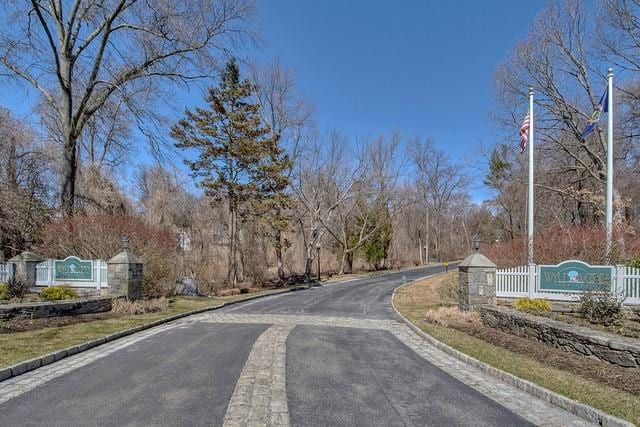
[
  {"xmin": 361, "ymin": 208, "xmax": 392, "ymax": 269},
  {"xmin": 171, "ymin": 59, "xmax": 289, "ymax": 287}
]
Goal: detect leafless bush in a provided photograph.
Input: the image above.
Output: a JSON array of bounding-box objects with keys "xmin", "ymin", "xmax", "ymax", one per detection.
[
  {"xmin": 111, "ymin": 297, "xmax": 168, "ymax": 315},
  {"xmin": 424, "ymin": 307, "xmax": 479, "ymax": 328},
  {"xmin": 438, "ymin": 275, "xmax": 459, "ymax": 303}
]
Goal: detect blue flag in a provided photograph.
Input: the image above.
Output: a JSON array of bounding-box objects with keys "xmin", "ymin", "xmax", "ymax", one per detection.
[{"xmin": 580, "ymin": 87, "xmax": 608, "ymax": 141}]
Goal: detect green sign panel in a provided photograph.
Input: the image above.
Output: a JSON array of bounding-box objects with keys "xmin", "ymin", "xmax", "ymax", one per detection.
[
  {"xmin": 539, "ymin": 260, "xmax": 611, "ymax": 293},
  {"xmin": 54, "ymin": 257, "xmax": 93, "ymax": 282}
]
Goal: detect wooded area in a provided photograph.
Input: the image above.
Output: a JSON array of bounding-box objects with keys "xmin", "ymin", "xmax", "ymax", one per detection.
[{"xmin": 0, "ymin": 0, "xmax": 639, "ymax": 294}]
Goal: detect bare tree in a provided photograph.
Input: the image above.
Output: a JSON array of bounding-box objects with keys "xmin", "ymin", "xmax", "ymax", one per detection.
[
  {"xmin": 0, "ymin": 109, "xmax": 52, "ymax": 258},
  {"xmin": 0, "ymin": 0, "xmax": 254, "ymax": 216},
  {"xmin": 291, "ymin": 131, "xmax": 358, "ymax": 281},
  {"xmin": 322, "ymin": 133, "xmax": 403, "ymax": 274},
  {"xmin": 409, "ymin": 137, "xmax": 467, "ymax": 261}
]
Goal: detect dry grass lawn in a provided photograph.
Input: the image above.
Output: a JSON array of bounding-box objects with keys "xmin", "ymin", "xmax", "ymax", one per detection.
[{"xmin": 394, "ymin": 272, "xmax": 640, "ymax": 425}]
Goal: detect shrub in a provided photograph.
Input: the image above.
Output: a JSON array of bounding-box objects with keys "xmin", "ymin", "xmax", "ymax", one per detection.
[
  {"xmin": 578, "ymin": 291, "xmax": 625, "ymax": 326},
  {"xmin": 628, "ymin": 255, "xmax": 640, "ymax": 269},
  {"xmin": 484, "ymin": 224, "xmax": 638, "ymax": 267},
  {"xmin": 217, "ymin": 288, "xmax": 241, "ymax": 297},
  {"xmin": 111, "ymin": 297, "xmax": 168, "ymax": 315},
  {"xmin": 0, "ymin": 283, "xmax": 7, "ymax": 300},
  {"xmin": 514, "ymin": 298, "xmax": 551, "ymax": 313},
  {"xmin": 438, "ymin": 274, "xmax": 459, "ymax": 303},
  {"xmin": 424, "ymin": 307, "xmax": 479, "ymax": 328},
  {"xmin": 6, "ymin": 278, "xmax": 30, "ymax": 299},
  {"xmin": 41, "ymin": 285, "xmax": 79, "ymax": 301}
]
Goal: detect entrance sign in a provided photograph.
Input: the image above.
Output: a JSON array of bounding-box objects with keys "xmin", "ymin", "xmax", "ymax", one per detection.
[
  {"xmin": 539, "ymin": 260, "xmax": 611, "ymax": 293},
  {"xmin": 54, "ymin": 256, "xmax": 93, "ymax": 281}
]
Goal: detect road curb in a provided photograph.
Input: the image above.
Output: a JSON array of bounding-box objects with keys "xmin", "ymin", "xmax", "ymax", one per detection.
[
  {"xmin": 0, "ymin": 285, "xmax": 308, "ymax": 384},
  {"xmin": 391, "ymin": 276, "xmax": 633, "ymax": 427}
]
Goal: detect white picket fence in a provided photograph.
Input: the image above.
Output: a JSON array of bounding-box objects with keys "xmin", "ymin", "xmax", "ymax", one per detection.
[
  {"xmin": 0, "ymin": 262, "xmax": 14, "ymax": 283},
  {"xmin": 496, "ymin": 264, "xmax": 640, "ymax": 305},
  {"xmin": 35, "ymin": 259, "xmax": 108, "ymax": 290}
]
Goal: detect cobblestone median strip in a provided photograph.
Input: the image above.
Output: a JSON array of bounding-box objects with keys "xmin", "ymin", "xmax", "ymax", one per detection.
[
  {"xmin": 189, "ymin": 312, "xmax": 395, "ymax": 330},
  {"xmin": 223, "ymin": 324, "xmax": 293, "ymax": 427}
]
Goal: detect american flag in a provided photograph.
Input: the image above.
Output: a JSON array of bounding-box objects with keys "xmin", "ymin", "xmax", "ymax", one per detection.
[{"xmin": 519, "ymin": 114, "xmax": 530, "ymax": 154}]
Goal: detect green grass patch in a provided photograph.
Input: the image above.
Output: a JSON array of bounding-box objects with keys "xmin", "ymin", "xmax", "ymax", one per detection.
[
  {"xmin": 0, "ymin": 289, "xmax": 284, "ymax": 370},
  {"xmin": 394, "ymin": 274, "xmax": 640, "ymax": 425}
]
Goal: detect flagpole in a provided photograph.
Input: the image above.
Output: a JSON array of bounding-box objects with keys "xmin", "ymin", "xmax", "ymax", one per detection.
[
  {"xmin": 528, "ymin": 87, "xmax": 534, "ymax": 266},
  {"xmin": 605, "ymin": 68, "xmax": 614, "ymax": 263}
]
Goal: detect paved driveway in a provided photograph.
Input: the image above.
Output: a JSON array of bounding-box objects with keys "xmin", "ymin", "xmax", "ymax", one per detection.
[{"xmin": 0, "ymin": 265, "xmax": 593, "ymax": 426}]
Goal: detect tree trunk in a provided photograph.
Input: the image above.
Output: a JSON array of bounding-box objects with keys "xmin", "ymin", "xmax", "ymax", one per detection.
[
  {"xmin": 346, "ymin": 252, "xmax": 353, "ymax": 274},
  {"xmin": 227, "ymin": 204, "xmax": 238, "ymax": 287},
  {"xmin": 60, "ymin": 55, "xmax": 76, "ymax": 217},
  {"xmin": 275, "ymin": 229, "xmax": 285, "ymax": 282},
  {"xmin": 304, "ymin": 255, "xmax": 314, "ymax": 282},
  {"xmin": 338, "ymin": 250, "xmax": 347, "ymax": 275},
  {"xmin": 60, "ymin": 127, "xmax": 78, "ymax": 217}
]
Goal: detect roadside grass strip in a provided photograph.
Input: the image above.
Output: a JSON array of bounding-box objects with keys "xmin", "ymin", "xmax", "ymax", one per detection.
[{"xmin": 393, "ymin": 273, "xmax": 640, "ymax": 426}]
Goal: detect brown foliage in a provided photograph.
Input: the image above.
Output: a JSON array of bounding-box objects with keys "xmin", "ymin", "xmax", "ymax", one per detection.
[
  {"xmin": 36, "ymin": 214, "xmax": 178, "ymax": 296},
  {"xmin": 483, "ymin": 225, "xmax": 640, "ymax": 267}
]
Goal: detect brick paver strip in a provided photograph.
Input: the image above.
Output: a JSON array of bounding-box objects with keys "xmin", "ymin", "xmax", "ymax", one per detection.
[{"xmin": 223, "ymin": 324, "xmax": 293, "ymax": 427}]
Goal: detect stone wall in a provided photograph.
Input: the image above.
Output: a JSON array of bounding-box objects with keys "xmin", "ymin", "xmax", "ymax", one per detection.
[
  {"xmin": 0, "ymin": 297, "xmax": 115, "ymax": 321},
  {"xmin": 480, "ymin": 305, "xmax": 640, "ymax": 371}
]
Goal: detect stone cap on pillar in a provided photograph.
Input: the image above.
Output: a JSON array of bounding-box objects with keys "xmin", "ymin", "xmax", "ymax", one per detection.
[
  {"xmin": 459, "ymin": 252, "xmax": 496, "ymax": 268},
  {"xmin": 8, "ymin": 251, "xmax": 45, "ymax": 263},
  {"xmin": 107, "ymin": 251, "xmax": 141, "ymax": 265}
]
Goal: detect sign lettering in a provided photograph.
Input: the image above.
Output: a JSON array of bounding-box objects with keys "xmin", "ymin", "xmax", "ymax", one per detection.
[
  {"xmin": 54, "ymin": 257, "xmax": 93, "ymax": 282},
  {"xmin": 538, "ymin": 260, "xmax": 611, "ymax": 293}
]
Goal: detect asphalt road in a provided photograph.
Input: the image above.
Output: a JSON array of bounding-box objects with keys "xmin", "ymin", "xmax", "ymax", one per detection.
[
  {"xmin": 0, "ymin": 264, "xmax": 537, "ymax": 427},
  {"xmin": 221, "ymin": 264, "xmax": 453, "ymax": 319}
]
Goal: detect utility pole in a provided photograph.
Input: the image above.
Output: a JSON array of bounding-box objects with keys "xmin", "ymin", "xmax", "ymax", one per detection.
[{"xmin": 425, "ymin": 206, "xmax": 429, "ymax": 265}]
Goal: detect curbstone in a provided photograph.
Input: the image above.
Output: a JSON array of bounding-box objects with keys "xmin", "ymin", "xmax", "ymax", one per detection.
[
  {"xmin": 391, "ymin": 278, "xmax": 634, "ymax": 427},
  {"xmin": 0, "ymin": 286, "xmax": 304, "ymax": 384},
  {"xmin": 0, "ymin": 368, "xmax": 11, "ymax": 382},
  {"xmin": 10, "ymin": 363, "xmax": 27, "ymax": 376}
]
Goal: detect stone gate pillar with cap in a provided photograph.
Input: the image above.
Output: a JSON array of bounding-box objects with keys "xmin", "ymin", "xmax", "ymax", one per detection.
[
  {"xmin": 8, "ymin": 235, "xmax": 44, "ymax": 287},
  {"xmin": 458, "ymin": 251, "xmax": 497, "ymax": 311},
  {"xmin": 107, "ymin": 238, "xmax": 143, "ymax": 300}
]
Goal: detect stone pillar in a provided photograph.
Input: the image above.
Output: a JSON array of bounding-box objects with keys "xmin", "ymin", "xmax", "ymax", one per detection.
[
  {"xmin": 458, "ymin": 252, "xmax": 497, "ymax": 311},
  {"xmin": 8, "ymin": 251, "xmax": 45, "ymax": 287},
  {"xmin": 107, "ymin": 244, "xmax": 143, "ymax": 300}
]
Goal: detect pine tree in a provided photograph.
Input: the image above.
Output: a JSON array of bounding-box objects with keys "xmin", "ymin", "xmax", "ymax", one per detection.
[{"xmin": 171, "ymin": 59, "xmax": 289, "ymax": 287}]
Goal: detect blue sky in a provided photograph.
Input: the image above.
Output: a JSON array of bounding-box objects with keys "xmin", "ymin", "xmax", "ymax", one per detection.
[
  {"xmin": 0, "ymin": 1, "xmax": 545, "ymax": 202},
  {"xmin": 248, "ymin": 0, "xmax": 544, "ymax": 200}
]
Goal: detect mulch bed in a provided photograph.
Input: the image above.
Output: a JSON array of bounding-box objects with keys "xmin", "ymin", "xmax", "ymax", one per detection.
[
  {"xmin": 452, "ymin": 321, "xmax": 640, "ymax": 396},
  {"xmin": 0, "ymin": 312, "xmax": 116, "ymax": 333}
]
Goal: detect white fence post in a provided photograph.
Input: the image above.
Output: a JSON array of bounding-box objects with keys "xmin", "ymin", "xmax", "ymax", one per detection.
[
  {"xmin": 528, "ymin": 264, "xmax": 536, "ymax": 298},
  {"xmin": 615, "ymin": 265, "xmax": 625, "ymax": 301}
]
